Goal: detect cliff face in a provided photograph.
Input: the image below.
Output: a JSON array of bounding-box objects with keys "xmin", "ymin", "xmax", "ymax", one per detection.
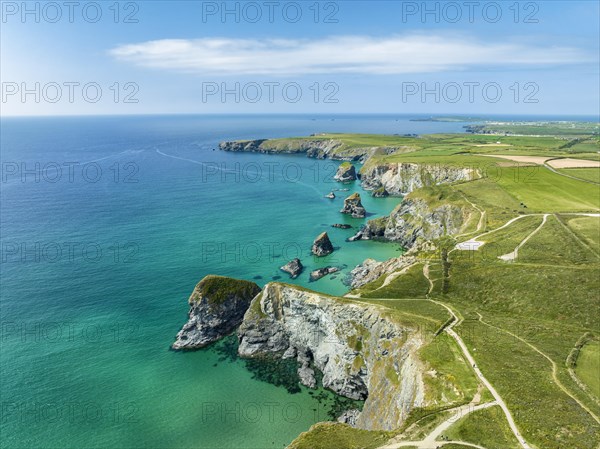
[
  {"xmin": 220, "ymin": 139, "xmax": 374, "ymax": 161},
  {"xmin": 172, "ymin": 276, "xmax": 261, "ymax": 350},
  {"xmin": 360, "ymin": 163, "xmax": 477, "ymax": 195},
  {"xmin": 354, "ymin": 198, "xmax": 468, "ymax": 249},
  {"xmin": 237, "ymin": 283, "xmax": 426, "ymax": 431}
]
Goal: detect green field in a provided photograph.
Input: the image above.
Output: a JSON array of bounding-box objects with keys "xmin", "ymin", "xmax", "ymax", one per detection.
[
  {"xmin": 558, "ymin": 167, "xmax": 600, "ymax": 183},
  {"xmin": 575, "ymin": 341, "xmax": 600, "ymax": 399}
]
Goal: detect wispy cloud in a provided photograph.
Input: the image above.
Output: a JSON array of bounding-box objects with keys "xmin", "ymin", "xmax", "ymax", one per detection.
[{"xmin": 109, "ymin": 35, "xmax": 594, "ymax": 76}]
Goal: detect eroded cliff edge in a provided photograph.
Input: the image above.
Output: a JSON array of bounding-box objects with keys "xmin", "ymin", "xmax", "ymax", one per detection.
[{"xmin": 238, "ymin": 283, "xmax": 426, "ymax": 431}]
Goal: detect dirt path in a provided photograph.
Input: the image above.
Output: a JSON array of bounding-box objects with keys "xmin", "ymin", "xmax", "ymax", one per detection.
[
  {"xmin": 379, "ymin": 402, "xmax": 497, "ymax": 449},
  {"xmin": 453, "ymin": 214, "xmax": 534, "ymax": 251},
  {"xmin": 477, "ymin": 314, "xmax": 600, "ymax": 425},
  {"xmin": 427, "ymin": 301, "xmax": 532, "ymax": 449},
  {"xmin": 498, "ymin": 214, "xmax": 548, "ymax": 261}
]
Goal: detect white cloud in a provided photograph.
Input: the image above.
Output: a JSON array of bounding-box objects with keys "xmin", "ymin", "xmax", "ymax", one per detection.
[{"xmin": 109, "ymin": 35, "xmax": 594, "ymax": 75}]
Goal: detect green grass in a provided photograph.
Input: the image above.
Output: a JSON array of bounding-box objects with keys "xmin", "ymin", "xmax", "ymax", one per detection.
[
  {"xmin": 465, "ymin": 121, "xmax": 599, "ymax": 136},
  {"xmin": 443, "ymin": 405, "xmax": 520, "ymax": 449},
  {"xmin": 495, "ymin": 167, "xmax": 600, "ymax": 212},
  {"xmin": 518, "ymin": 215, "xmax": 599, "ymax": 265},
  {"xmin": 419, "ymin": 333, "xmax": 479, "ymax": 406},
  {"xmin": 287, "ymin": 422, "xmax": 391, "ymax": 449},
  {"xmin": 575, "ymin": 341, "xmax": 600, "ymax": 400},
  {"xmin": 455, "ymin": 319, "xmax": 600, "ymax": 449},
  {"xmin": 558, "ymin": 168, "xmax": 600, "ymax": 183},
  {"xmin": 357, "ymin": 298, "xmax": 450, "ymax": 327},
  {"xmin": 564, "ymin": 215, "xmax": 600, "ymax": 253},
  {"xmin": 469, "ymin": 215, "xmax": 543, "ymax": 259},
  {"xmin": 192, "ymin": 275, "xmax": 261, "ymax": 306},
  {"xmin": 358, "ymin": 264, "xmax": 430, "ymax": 299}
]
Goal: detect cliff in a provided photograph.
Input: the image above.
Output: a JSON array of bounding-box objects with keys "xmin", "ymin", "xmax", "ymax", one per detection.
[
  {"xmin": 351, "ymin": 197, "xmax": 470, "ymax": 250},
  {"xmin": 334, "ymin": 162, "xmax": 357, "ymax": 182},
  {"xmin": 340, "ymin": 193, "xmax": 367, "ymax": 218},
  {"xmin": 237, "ymin": 283, "xmax": 426, "ymax": 431},
  {"xmin": 360, "ymin": 162, "xmax": 478, "ymax": 195},
  {"xmin": 220, "ymin": 138, "xmax": 380, "ymax": 161},
  {"xmin": 172, "ymin": 276, "xmax": 261, "ymax": 350}
]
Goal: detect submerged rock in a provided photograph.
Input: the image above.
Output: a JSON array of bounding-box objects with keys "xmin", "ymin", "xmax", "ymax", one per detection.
[
  {"xmin": 311, "ymin": 232, "xmax": 334, "ymax": 257},
  {"xmin": 332, "ymin": 223, "xmax": 352, "ymax": 229},
  {"xmin": 172, "ymin": 276, "xmax": 261, "ymax": 350},
  {"xmin": 325, "ymin": 191, "xmax": 336, "ymax": 199},
  {"xmin": 309, "ymin": 266, "xmax": 339, "ymax": 282},
  {"xmin": 280, "ymin": 258, "xmax": 304, "ymax": 279},
  {"xmin": 340, "ymin": 193, "xmax": 367, "ymax": 218},
  {"xmin": 334, "ymin": 162, "xmax": 357, "ymax": 182}
]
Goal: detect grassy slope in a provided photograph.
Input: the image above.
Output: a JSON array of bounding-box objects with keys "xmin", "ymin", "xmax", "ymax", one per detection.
[
  {"xmin": 444, "ymin": 405, "xmax": 521, "ymax": 449},
  {"xmin": 558, "ymin": 167, "xmax": 600, "ymax": 183},
  {"xmin": 575, "ymin": 341, "xmax": 600, "ymax": 399}
]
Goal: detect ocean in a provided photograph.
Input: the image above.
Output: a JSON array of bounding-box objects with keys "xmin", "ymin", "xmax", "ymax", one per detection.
[{"xmin": 0, "ymin": 114, "xmax": 496, "ymax": 448}]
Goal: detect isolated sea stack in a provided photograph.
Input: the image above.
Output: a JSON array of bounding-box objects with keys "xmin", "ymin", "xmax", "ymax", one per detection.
[
  {"xmin": 311, "ymin": 232, "xmax": 334, "ymax": 256},
  {"xmin": 333, "ymin": 162, "xmax": 357, "ymax": 182},
  {"xmin": 172, "ymin": 275, "xmax": 261, "ymax": 350},
  {"xmin": 341, "ymin": 193, "xmax": 367, "ymax": 218},
  {"xmin": 280, "ymin": 258, "xmax": 304, "ymax": 279}
]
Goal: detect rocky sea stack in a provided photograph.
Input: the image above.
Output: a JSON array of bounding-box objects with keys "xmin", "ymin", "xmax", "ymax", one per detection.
[
  {"xmin": 280, "ymin": 258, "xmax": 304, "ymax": 279},
  {"xmin": 311, "ymin": 232, "xmax": 334, "ymax": 256},
  {"xmin": 340, "ymin": 193, "xmax": 367, "ymax": 218},
  {"xmin": 333, "ymin": 162, "xmax": 357, "ymax": 182},
  {"xmin": 172, "ymin": 275, "xmax": 261, "ymax": 350}
]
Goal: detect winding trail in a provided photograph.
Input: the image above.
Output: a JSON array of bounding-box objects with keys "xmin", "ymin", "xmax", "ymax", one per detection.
[
  {"xmin": 426, "ymin": 299, "xmax": 532, "ymax": 449},
  {"xmin": 476, "ymin": 314, "xmax": 600, "ymax": 425},
  {"xmin": 379, "ymin": 402, "xmax": 497, "ymax": 449},
  {"xmin": 497, "ymin": 214, "xmax": 548, "ymax": 261}
]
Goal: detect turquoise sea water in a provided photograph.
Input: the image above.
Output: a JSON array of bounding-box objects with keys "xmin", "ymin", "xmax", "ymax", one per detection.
[{"xmin": 0, "ymin": 115, "xmax": 472, "ymax": 449}]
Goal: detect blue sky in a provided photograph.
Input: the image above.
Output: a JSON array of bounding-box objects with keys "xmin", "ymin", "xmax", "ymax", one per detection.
[{"xmin": 1, "ymin": 0, "xmax": 599, "ymax": 116}]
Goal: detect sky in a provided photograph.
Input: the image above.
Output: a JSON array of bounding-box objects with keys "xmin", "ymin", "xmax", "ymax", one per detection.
[{"xmin": 1, "ymin": 0, "xmax": 599, "ymax": 116}]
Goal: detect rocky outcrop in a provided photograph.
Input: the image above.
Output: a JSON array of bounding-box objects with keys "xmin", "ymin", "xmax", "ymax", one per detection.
[
  {"xmin": 332, "ymin": 224, "xmax": 352, "ymax": 229},
  {"xmin": 360, "ymin": 163, "xmax": 478, "ymax": 195},
  {"xmin": 350, "ymin": 198, "xmax": 469, "ymax": 250},
  {"xmin": 340, "ymin": 193, "xmax": 367, "ymax": 218},
  {"xmin": 237, "ymin": 283, "xmax": 426, "ymax": 430},
  {"xmin": 371, "ymin": 187, "xmax": 389, "ymax": 198},
  {"xmin": 172, "ymin": 276, "xmax": 261, "ymax": 350},
  {"xmin": 334, "ymin": 162, "xmax": 357, "ymax": 182},
  {"xmin": 311, "ymin": 232, "xmax": 334, "ymax": 256},
  {"xmin": 325, "ymin": 192, "xmax": 335, "ymax": 199},
  {"xmin": 280, "ymin": 258, "xmax": 303, "ymax": 279},
  {"xmin": 219, "ymin": 139, "xmax": 372, "ymax": 161},
  {"xmin": 349, "ymin": 255, "xmax": 417, "ymax": 289},
  {"xmin": 309, "ymin": 266, "xmax": 339, "ymax": 282}
]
